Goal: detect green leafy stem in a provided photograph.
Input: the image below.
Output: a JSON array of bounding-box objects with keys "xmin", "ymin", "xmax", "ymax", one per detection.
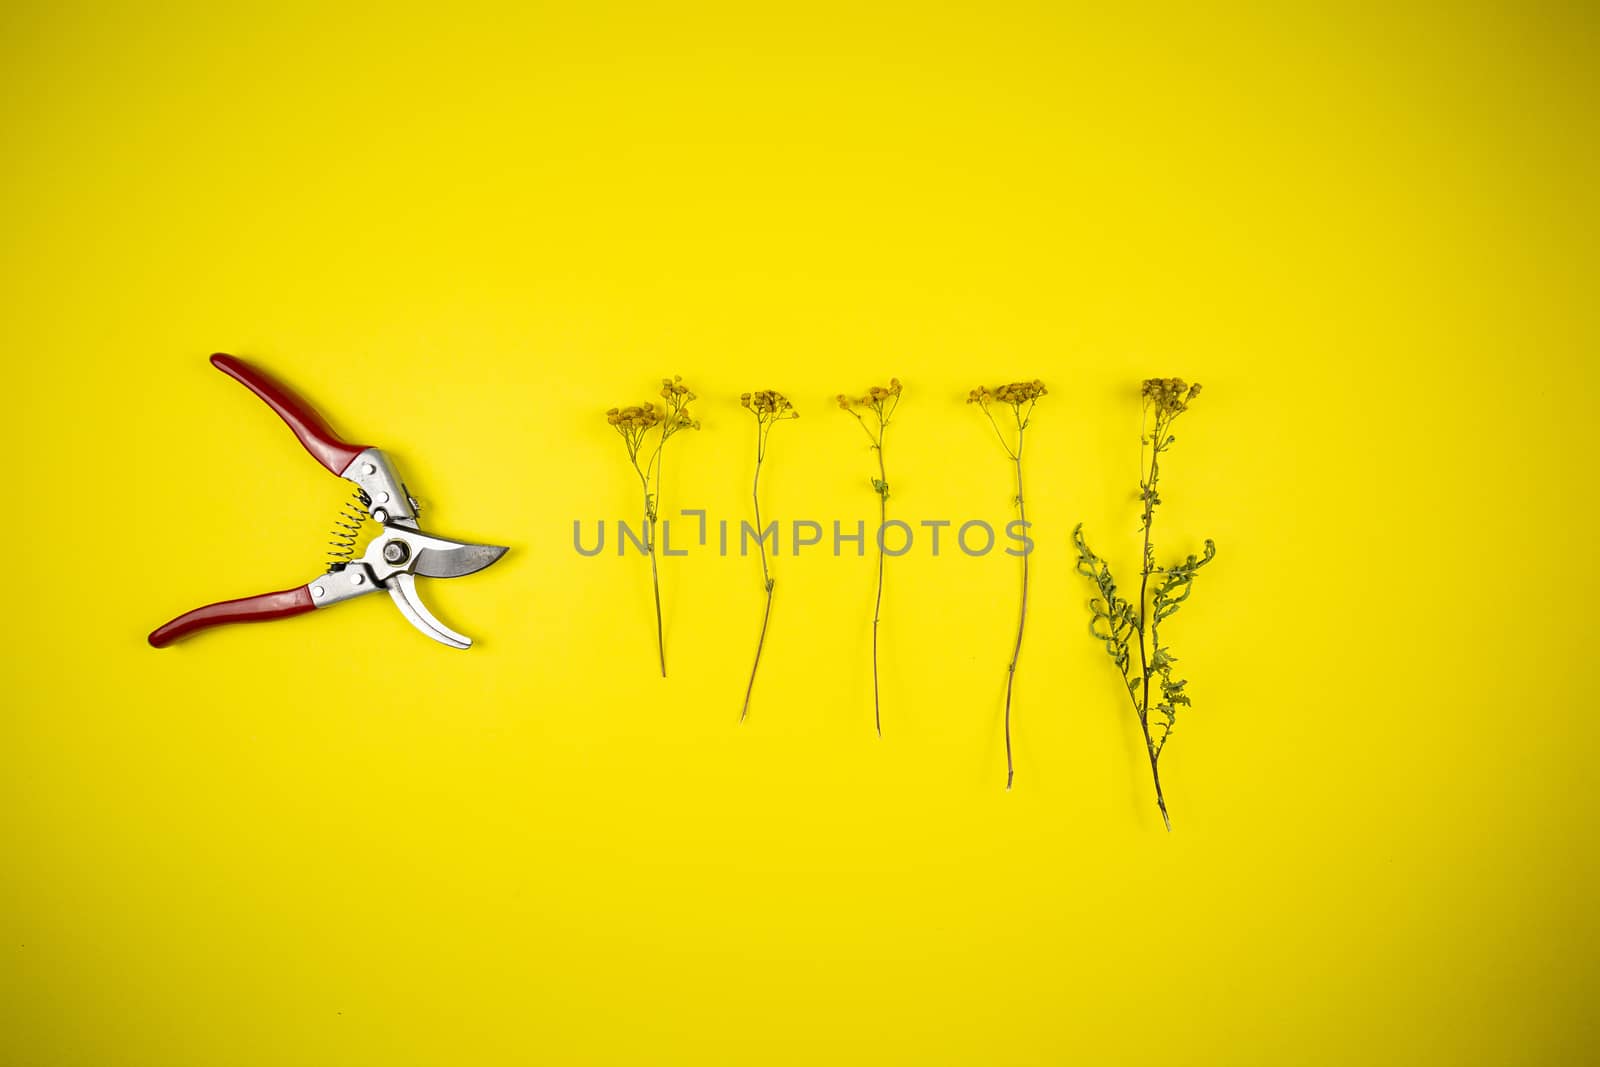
[{"xmin": 1073, "ymin": 378, "xmax": 1213, "ymax": 830}]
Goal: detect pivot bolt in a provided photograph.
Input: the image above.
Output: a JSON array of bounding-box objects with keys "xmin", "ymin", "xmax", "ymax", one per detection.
[{"xmin": 382, "ymin": 540, "xmax": 410, "ymax": 565}]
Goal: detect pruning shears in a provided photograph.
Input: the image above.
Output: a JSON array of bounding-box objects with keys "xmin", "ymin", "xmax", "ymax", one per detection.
[{"xmin": 148, "ymin": 353, "xmax": 508, "ymax": 649}]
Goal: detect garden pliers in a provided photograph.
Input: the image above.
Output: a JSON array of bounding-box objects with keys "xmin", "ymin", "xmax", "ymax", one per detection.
[{"xmin": 148, "ymin": 353, "xmax": 508, "ymax": 649}]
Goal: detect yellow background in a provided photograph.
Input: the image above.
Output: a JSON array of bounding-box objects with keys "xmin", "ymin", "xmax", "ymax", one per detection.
[{"xmin": 4, "ymin": 3, "xmax": 1595, "ymax": 1063}]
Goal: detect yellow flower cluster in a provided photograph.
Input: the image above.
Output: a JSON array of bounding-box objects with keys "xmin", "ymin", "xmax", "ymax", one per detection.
[
  {"xmin": 967, "ymin": 380, "xmax": 1048, "ymax": 406},
  {"xmin": 605, "ymin": 404, "xmax": 663, "ymax": 430},
  {"xmin": 1142, "ymin": 378, "xmax": 1202, "ymax": 418},
  {"xmin": 607, "ymin": 376, "xmax": 699, "ymax": 463},
  {"xmin": 740, "ymin": 389, "xmax": 799, "ymax": 420},
  {"xmin": 836, "ymin": 378, "xmax": 902, "ymax": 411},
  {"xmin": 659, "ymin": 376, "xmax": 701, "ymax": 434}
]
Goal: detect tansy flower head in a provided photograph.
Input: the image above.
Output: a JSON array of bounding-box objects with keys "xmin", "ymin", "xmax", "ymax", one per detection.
[
  {"xmin": 742, "ymin": 389, "xmax": 798, "ymax": 421},
  {"xmin": 606, "ymin": 404, "xmax": 663, "ymax": 430},
  {"xmin": 1142, "ymin": 377, "xmax": 1201, "ymax": 418},
  {"xmin": 996, "ymin": 380, "xmax": 1048, "ymax": 404},
  {"xmin": 865, "ymin": 380, "xmax": 900, "ymax": 403},
  {"xmin": 840, "ymin": 379, "xmax": 903, "ymax": 416},
  {"xmin": 969, "ymin": 380, "xmax": 1046, "ymax": 410},
  {"xmin": 656, "ymin": 375, "xmax": 701, "ymax": 437},
  {"xmin": 660, "ymin": 376, "xmax": 695, "ymax": 401}
]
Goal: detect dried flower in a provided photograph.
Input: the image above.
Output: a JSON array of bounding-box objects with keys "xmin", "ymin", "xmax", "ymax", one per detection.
[
  {"xmin": 837, "ymin": 377, "xmax": 902, "ymax": 735},
  {"xmin": 606, "ymin": 377, "xmax": 700, "ymax": 676},
  {"xmin": 738, "ymin": 390, "xmax": 798, "ymax": 721},
  {"xmin": 969, "ymin": 379, "xmax": 1046, "ymax": 789},
  {"xmin": 741, "ymin": 389, "xmax": 798, "ymax": 421},
  {"xmin": 1074, "ymin": 378, "xmax": 1215, "ymax": 830},
  {"xmin": 1139, "ymin": 377, "xmax": 1201, "ymax": 418}
]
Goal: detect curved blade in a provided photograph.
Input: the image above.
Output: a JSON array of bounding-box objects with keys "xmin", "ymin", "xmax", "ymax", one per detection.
[
  {"xmin": 388, "ymin": 572, "xmax": 472, "ymax": 649},
  {"xmin": 412, "ymin": 541, "xmax": 509, "ymax": 579}
]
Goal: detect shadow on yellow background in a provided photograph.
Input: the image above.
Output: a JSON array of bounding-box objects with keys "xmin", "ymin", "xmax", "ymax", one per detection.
[{"xmin": 4, "ymin": 2, "xmax": 1595, "ymax": 1063}]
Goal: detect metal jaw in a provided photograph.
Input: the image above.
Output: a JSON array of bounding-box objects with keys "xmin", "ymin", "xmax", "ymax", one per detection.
[
  {"xmin": 386, "ymin": 573, "xmax": 471, "ymax": 649},
  {"xmin": 307, "ymin": 524, "xmax": 508, "ymax": 649}
]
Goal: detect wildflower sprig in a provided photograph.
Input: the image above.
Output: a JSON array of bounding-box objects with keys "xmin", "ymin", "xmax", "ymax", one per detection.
[
  {"xmin": 837, "ymin": 378, "xmax": 902, "ymax": 735},
  {"xmin": 968, "ymin": 380, "xmax": 1047, "ymax": 790},
  {"xmin": 606, "ymin": 377, "xmax": 700, "ymax": 676},
  {"xmin": 1074, "ymin": 378, "xmax": 1214, "ymax": 830},
  {"xmin": 739, "ymin": 389, "xmax": 798, "ymax": 721}
]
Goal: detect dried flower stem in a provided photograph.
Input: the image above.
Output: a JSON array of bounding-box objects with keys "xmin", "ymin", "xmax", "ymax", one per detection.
[
  {"xmin": 1074, "ymin": 379, "xmax": 1214, "ymax": 830},
  {"xmin": 739, "ymin": 390, "xmax": 797, "ymax": 721},
  {"xmin": 606, "ymin": 379, "xmax": 700, "ymax": 677},
  {"xmin": 643, "ymin": 449, "xmax": 666, "ymax": 676},
  {"xmin": 1134, "ymin": 414, "xmax": 1167, "ymax": 826},
  {"xmin": 742, "ymin": 443, "xmax": 773, "ymax": 718},
  {"xmin": 837, "ymin": 379, "xmax": 902, "ymax": 735},
  {"xmin": 969, "ymin": 380, "xmax": 1047, "ymax": 789},
  {"xmin": 870, "ymin": 440, "xmax": 887, "ymax": 733},
  {"xmin": 1006, "ymin": 441, "xmax": 1028, "ymax": 790}
]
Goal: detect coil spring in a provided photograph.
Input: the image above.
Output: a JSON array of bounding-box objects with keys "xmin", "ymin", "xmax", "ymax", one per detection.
[{"xmin": 326, "ymin": 488, "xmax": 373, "ymax": 570}]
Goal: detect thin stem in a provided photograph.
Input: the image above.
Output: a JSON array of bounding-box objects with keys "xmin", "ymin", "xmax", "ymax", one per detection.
[
  {"xmin": 742, "ymin": 583, "xmax": 774, "ymax": 722},
  {"xmin": 843, "ymin": 388, "xmax": 898, "ymax": 735},
  {"xmin": 741, "ymin": 420, "xmax": 774, "ymax": 721},
  {"xmin": 648, "ymin": 543, "xmax": 664, "ymax": 676},
  {"xmin": 753, "ymin": 421, "xmax": 771, "ymax": 586},
  {"xmin": 847, "ymin": 409, "xmax": 878, "ymax": 447},
  {"xmin": 871, "ymin": 436, "xmax": 887, "ymax": 737},
  {"xmin": 1135, "ymin": 416, "xmax": 1170, "ymax": 829},
  {"xmin": 1002, "ymin": 438, "xmax": 1027, "ymax": 790},
  {"xmin": 648, "ymin": 445, "xmax": 667, "ymax": 678},
  {"xmin": 630, "ymin": 460, "xmax": 666, "ymax": 678},
  {"xmin": 981, "ymin": 405, "xmax": 1017, "ymax": 460},
  {"xmin": 1141, "ymin": 719, "xmax": 1172, "ymax": 831}
]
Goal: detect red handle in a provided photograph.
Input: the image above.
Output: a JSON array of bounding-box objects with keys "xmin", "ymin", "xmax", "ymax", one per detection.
[
  {"xmin": 210, "ymin": 353, "xmax": 370, "ymax": 475},
  {"xmin": 148, "ymin": 586, "xmax": 316, "ymax": 647}
]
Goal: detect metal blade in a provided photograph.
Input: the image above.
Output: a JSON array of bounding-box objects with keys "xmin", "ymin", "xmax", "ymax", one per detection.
[
  {"xmin": 388, "ymin": 572, "xmax": 472, "ymax": 649},
  {"xmin": 411, "ymin": 541, "xmax": 509, "ymax": 580}
]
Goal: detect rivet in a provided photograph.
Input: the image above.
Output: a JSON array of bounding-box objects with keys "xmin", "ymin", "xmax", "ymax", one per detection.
[
  {"xmin": 362, "ymin": 462, "xmax": 376, "ymax": 476},
  {"xmin": 311, "ymin": 585, "xmax": 325, "ymax": 598},
  {"xmin": 350, "ymin": 572, "xmax": 365, "ymax": 586}
]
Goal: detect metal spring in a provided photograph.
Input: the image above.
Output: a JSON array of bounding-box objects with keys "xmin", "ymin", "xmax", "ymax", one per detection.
[{"xmin": 326, "ymin": 488, "xmax": 373, "ymax": 570}]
